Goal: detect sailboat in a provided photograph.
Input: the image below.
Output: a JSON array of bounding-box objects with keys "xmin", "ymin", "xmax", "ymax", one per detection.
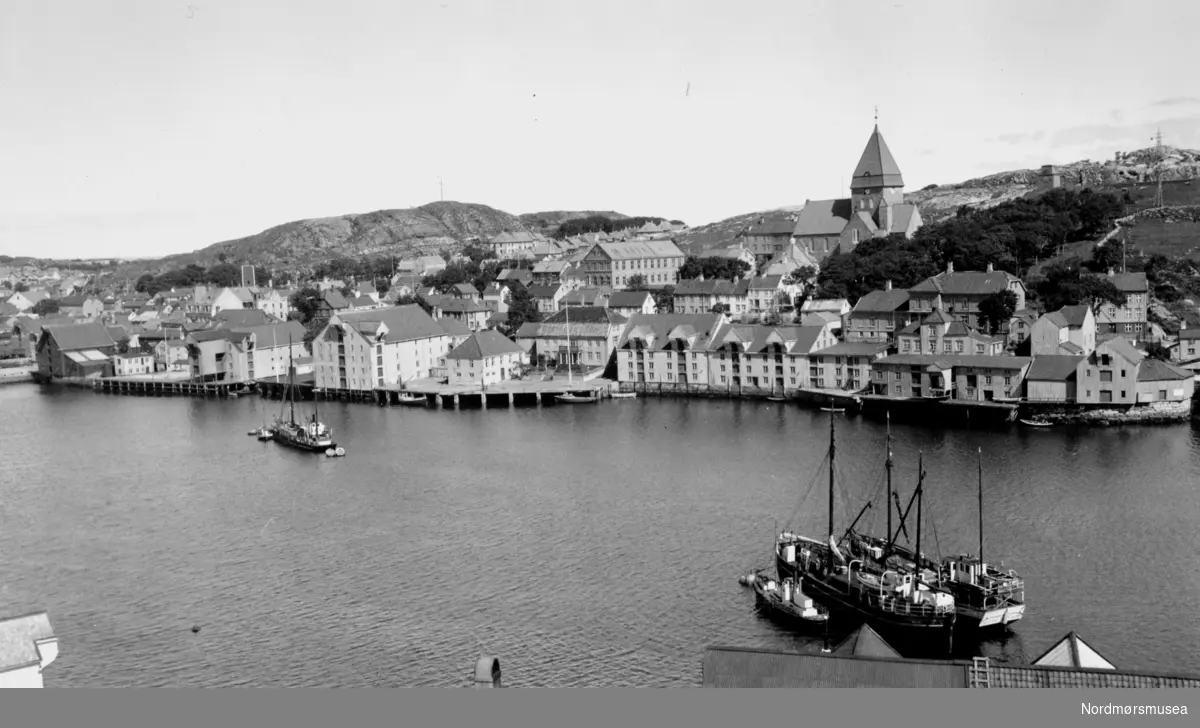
[
  {"xmin": 774, "ymin": 406, "xmax": 957, "ymax": 651},
  {"xmin": 937, "ymin": 449, "xmax": 1026, "ymax": 630},
  {"xmin": 556, "ymin": 303, "xmax": 598, "ymax": 403},
  {"xmin": 268, "ymin": 336, "xmax": 337, "ymax": 453}
]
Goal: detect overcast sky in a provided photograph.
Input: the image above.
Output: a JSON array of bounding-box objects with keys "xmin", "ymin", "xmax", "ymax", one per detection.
[{"xmin": 3, "ymin": 0, "xmax": 1198, "ymax": 259}]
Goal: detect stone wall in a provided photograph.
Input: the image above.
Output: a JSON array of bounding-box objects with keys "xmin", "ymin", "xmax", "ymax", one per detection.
[{"xmin": 1022, "ymin": 399, "xmax": 1191, "ymax": 425}]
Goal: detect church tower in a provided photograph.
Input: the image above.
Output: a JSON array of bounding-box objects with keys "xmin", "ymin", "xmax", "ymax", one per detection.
[{"xmin": 849, "ymin": 124, "xmax": 906, "ymax": 218}]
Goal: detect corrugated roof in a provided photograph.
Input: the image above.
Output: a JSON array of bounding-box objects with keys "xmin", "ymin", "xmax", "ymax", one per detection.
[
  {"xmin": 445, "ymin": 330, "xmax": 524, "ymax": 360},
  {"xmin": 702, "ymin": 646, "xmax": 967, "ymax": 688},
  {"xmin": 41, "ymin": 322, "xmax": 116, "ymax": 351},
  {"xmin": 793, "ymin": 198, "xmax": 852, "ymax": 236},
  {"xmin": 708, "ymin": 322, "xmax": 829, "ymax": 354},
  {"xmin": 0, "ymin": 611, "xmax": 55, "ymax": 672},
  {"xmin": 1026, "ymin": 354, "xmax": 1085, "ymax": 381},
  {"xmin": 594, "ymin": 240, "xmax": 685, "ymax": 260},
  {"xmin": 850, "ymin": 125, "xmax": 905, "ymax": 189}
]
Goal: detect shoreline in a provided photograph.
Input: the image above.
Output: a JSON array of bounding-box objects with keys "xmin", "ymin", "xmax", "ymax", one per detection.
[{"xmin": 24, "ymin": 373, "xmax": 1197, "ymax": 429}]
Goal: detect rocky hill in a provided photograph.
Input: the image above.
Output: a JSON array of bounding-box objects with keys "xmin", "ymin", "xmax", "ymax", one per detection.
[{"xmin": 518, "ymin": 210, "xmax": 630, "ymax": 237}]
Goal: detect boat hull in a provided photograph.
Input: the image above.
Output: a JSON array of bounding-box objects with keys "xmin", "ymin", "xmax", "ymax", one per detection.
[
  {"xmin": 778, "ymin": 556, "xmax": 955, "ymax": 653},
  {"xmin": 753, "ymin": 586, "xmax": 829, "ymax": 631},
  {"xmin": 271, "ymin": 430, "xmax": 336, "ymax": 453},
  {"xmin": 957, "ymin": 602, "xmax": 1025, "ymax": 630}
]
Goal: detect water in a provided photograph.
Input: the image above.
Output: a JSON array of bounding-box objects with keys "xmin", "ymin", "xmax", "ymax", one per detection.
[{"xmin": 2, "ymin": 384, "xmax": 1200, "ymax": 687}]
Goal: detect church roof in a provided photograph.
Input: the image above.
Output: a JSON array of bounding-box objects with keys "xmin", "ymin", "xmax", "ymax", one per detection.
[{"xmin": 851, "ymin": 125, "xmax": 905, "ymax": 190}]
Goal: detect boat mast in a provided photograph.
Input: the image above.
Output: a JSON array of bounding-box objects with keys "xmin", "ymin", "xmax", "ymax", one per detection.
[
  {"xmin": 827, "ymin": 397, "xmax": 835, "ymax": 573},
  {"xmin": 885, "ymin": 412, "xmax": 893, "ymax": 558},
  {"xmin": 915, "ymin": 451, "xmax": 924, "ymax": 576},
  {"xmin": 566, "ymin": 302, "xmax": 573, "ymax": 385},
  {"xmin": 287, "ymin": 333, "xmax": 296, "ymax": 426},
  {"xmin": 977, "ymin": 447, "xmax": 984, "ymax": 567}
]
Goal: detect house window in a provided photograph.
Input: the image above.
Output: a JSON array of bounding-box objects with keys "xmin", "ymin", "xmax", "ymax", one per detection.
[
  {"xmin": 984, "ymin": 376, "xmax": 992, "ymax": 385},
  {"xmin": 720, "ymin": 376, "xmax": 727, "ymax": 384},
  {"xmin": 1004, "ymin": 376, "xmax": 1012, "ymax": 386},
  {"xmin": 1120, "ymin": 369, "xmax": 1126, "ymax": 378},
  {"xmin": 1120, "ymin": 390, "xmax": 1127, "ymax": 399},
  {"xmin": 1100, "ymin": 371, "xmax": 1112, "ymax": 382}
]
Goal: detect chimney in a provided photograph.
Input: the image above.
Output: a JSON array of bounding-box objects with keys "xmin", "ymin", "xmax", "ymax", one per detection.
[
  {"xmin": 946, "ymin": 262, "xmax": 954, "ymax": 275},
  {"xmin": 885, "ymin": 280, "xmax": 893, "ymax": 291},
  {"xmin": 474, "ymin": 656, "xmax": 501, "ymax": 688},
  {"xmin": 986, "ymin": 262, "xmax": 993, "ymax": 273}
]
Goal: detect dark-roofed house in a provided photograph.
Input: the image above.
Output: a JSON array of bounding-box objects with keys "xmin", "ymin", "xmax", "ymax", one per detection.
[
  {"xmin": 673, "ymin": 279, "xmax": 751, "ymax": 316},
  {"xmin": 896, "ymin": 309, "xmax": 1006, "ymax": 357},
  {"xmin": 433, "ymin": 298, "xmax": 492, "ymax": 332},
  {"xmin": 908, "ymin": 262, "xmax": 1028, "ymax": 331},
  {"xmin": 1074, "ymin": 336, "xmax": 1143, "ymax": 405},
  {"xmin": 313, "ymin": 289, "xmax": 351, "ymax": 323},
  {"xmin": 349, "ymin": 294, "xmax": 379, "ymax": 311},
  {"xmin": 809, "ymin": 341, "xmax": 890, "ymax": 392},
  {"xmin": 606, "ymin": 290, "xmax": 657, "ymax": 317},
  {"xmin": 213, "ymin": 308, "xmax": 275, "ymax": 330},
  {"xmin": 445, "ymin": 330, "xmax": 527, "ymax": 386},
  {"xmin": 703, "ymin": 629, "xmax": 1200, "ymax": 688},
  {"xmin": 314, "ymin": 305, "xmax": 461, "ymax": 390},
  {"xmin": 746, "ymin": 275, "xmax": 798, "ymax": 317},
  {"xmin": 1025, "ymin": 354, "xmax": 1087, "ymax": 402},
  {"xmin": 58, "ymin": 295, "xmax": 104, "ymax": 319},
  {"xmin": 1090, "ymin": 269, "xmax": 1149, "ymax": 341},
  {"xmin": 0, "ymin": 611, "xmax": 59, "ymax": 688},
  {"xmin": 870, "ymin": 354, "xmax": 1032, "ymax": 401},
  {"xmin": 845, "ymin": 281, "xmax": 912, "ymax": 344},
  {"xmin": 791, "ymin": 125, "xmax": 924, "ymax": 260},
  {"xmin": 482, "ymin": 282, "xmax": 512, "ymax": 314},
  {"xmin": 615, "ymin": 313, "xmax": 725, "ymax": 392},
  {"xmin": 35, "ymin": 322, "xmax": 118, "ymax": 379},
  {"xmin": 483, "ymin": 231, "xmax": 540, "ymax": 259},
  {"xmin": 703, "ymin": 323, "xmax": 839, "ymax": 395},
  {"xmin": 449, "ymin": 283, "xmax": 480, "ymax": 301},
  {"xmin": 531, "ymin": 260, "xmax": 570, "ymax": 287},
  {"xmin": 561, "ymin": 287, "xmax": 611, "ymax": 309},
  {"xmin": 1171, "ymin": 320, "xmax": 1200, "ymax": 363},
  {"xmin": 1007, "ymin": 308, "xmax": 1040, "ymax": 347},
  {"xmin": 1135, "ymin": 357, "xmax": 1195, "ymax": 404},
  {"xmin": 515, "ymin": 306, "xmax": 627, "ymax": 372},
  {"xmin": 527, "ymin": 283, "xmax": 567, "ymax": 315},
  {"xmin": 1030, "ymin": 305, "xmax": 1096, "ymax": 356},
  {"xmin": 496, "ymin": 268, "xmax": 534, "ymax": 287},
  {"xmin": 738, "ymin": 215, "xmax": 800, "ymax": 266}
]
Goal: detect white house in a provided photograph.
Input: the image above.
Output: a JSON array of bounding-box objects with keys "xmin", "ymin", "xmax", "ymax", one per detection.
[
  {"xmin": 313, "ymin": 305, "xmax": 463, "ymax": 390},
  {"xmin": 0, "ymin": 611, "xmax": 58, "ymax": 688},
  {"xmin": 112, "ymin": 351, "xmax": 155, "ymax": 377},
  {"xmin": 445, "ymin": 330, "xmax": 527, "ymax": 386}
]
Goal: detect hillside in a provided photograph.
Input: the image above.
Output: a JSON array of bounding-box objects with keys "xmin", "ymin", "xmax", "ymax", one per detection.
[
  {"xmin": 158, "ymin": 201, "xmax": 531, "ymax": 270},
  {"xmin": 518, "ymin": 210, "xmax": 630, "ymax": 237},
  {"xmin": 675, "ymin": 145, "xmax": 1200, "ymax": 254}
]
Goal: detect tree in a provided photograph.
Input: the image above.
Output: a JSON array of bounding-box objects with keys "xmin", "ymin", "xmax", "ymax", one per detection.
[
  {"xmin": 14, "ymin": 282, "xmax": 28, "ymax": 293},
  {"xmin": 625, "ymin": 274, "xmax": 649, "ymax": 291},
  {"xmin": 977, "ymin": 290, "xmax": 1018, "ymax": 335},
  {"xmin": 653, "ymin": 285, "xmax": 675, "ymax": 314},
  {"xmin": 31, "ymin": 298, "xmax": 60, "ymax": 316},
  {"xmin": 502, "ymin": 282, "xmax": 541, "ymax": 337},
  {"xmin": 1032, "ymin": 259, "xmax": 1128, "ymax": 312},
  {"xmin": 1086, "ymin": 241, "xmax": 1125, "ymax": 273},
  {"xmin": 677, "ymin": 256, "xmax": 752, "ymax": 282},
  {"xmin": 117, "ymin": 336, "xmax": 131, "ymax": 354},
  {"xmin": 710, "ymin": 303, "xmax": 729, "ymax": 315},
  {"xmin": 289, "ymin": 287, "xmax": 323, "ymax": 324},
  {"xmin": 1143, "ymin": 341, "xmax": 1172, "ymax": 362}
]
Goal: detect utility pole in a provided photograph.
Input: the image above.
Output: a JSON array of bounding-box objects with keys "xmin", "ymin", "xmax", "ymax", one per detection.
[
  {"xmin": 1151, "ymin": 128, "xmax": 1165, "ymax": 208},
  {"xmin": 439, "ymin": 176, "xmax": 444, "ymax": 202}
]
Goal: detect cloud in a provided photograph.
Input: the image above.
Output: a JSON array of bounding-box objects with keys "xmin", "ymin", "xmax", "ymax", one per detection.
[
  {"xmin": 990, "ymin": 131, "xmax": 1045, "ymax": 145},
  {"xmin": 1152, "ymin": 97, "xmax": 1200, "ymax": 107}
]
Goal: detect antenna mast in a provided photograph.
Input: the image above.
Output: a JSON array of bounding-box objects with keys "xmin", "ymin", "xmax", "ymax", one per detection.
[
  {"xmin": 439, "ymin": 176, "xmax": 444, "ymax": 202},
  {"xmin": 1151, "ymin": 128, "xmax": 1165, "ymax": 208}
]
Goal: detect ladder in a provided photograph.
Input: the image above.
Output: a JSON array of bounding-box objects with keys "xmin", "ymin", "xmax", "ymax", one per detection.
[{"xmin": 969, "ymin": 656, "xmax": 991, "ymax": 688}]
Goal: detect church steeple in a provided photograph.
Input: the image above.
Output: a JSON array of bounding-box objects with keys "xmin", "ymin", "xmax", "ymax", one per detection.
[{"xmin": 851, "ymin": 125, "xmax": 905, "ymax": 192}]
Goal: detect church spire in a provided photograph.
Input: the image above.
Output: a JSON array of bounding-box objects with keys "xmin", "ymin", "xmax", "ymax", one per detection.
[{"xmin": 850, "ymin": 122, "xmax": 904, "ymax": 192}]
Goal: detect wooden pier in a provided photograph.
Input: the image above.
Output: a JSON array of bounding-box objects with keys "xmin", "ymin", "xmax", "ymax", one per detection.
[{"xmin": 92, "ymin": 376, "xmax": 244, "ymax": 398}]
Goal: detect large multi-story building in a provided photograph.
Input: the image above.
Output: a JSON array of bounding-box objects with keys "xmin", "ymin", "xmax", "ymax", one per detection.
[
  {"xmin": 907, "ymin": 263, "xmax": 1027, "ymax": 331},
  {"xmin": 1090, "ymin": 270, "xmax": 1149, "ymax": 341},
  {"xmin": 312, "ymin": 305, "xmax": 464, "ymax": 390},
  {"xmin": 578, "ymin": 240, "xmax": 687, "ymax": 290},
  {"xmin": 843, "ymin": 281, "xmax": 912, "ymax": 344}
]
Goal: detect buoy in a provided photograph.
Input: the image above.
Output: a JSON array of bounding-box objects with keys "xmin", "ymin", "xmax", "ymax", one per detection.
[
  {"xmin": 191, "ymin": 625, "xmax": 201, "ymax": 634},
  {"xmin": 325, "ymin": 448, "xmax": 336, "ymax": 457},
  {"xmin": 336, "ymin": 447, "xmax": 346, "ymax": 457}
]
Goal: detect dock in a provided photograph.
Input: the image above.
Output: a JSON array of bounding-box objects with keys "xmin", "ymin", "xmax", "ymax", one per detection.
[{"xmin": 258, "ymin": 374, "xmax": 613, "ymax": 409}]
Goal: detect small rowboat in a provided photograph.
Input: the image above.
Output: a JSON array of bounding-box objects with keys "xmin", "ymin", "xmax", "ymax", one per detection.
[
  {"xmin": 610, "ymin": 392, "xmax": 638, "ymax": 399},
  {"xmin": 1019, "ymin": 418, "xmax": 1053, "ymax": 427},
  {"xmin": 820, "ymin": 406, "xmax": 845, "ymax": 413},
  {"xmin": 767, "ymin": 396, "xmax": 788, "ymax": 402},
  {"xmin": 556, "ymin": 394, "xmax": 599, "ymax": 404},
  {"xmin": 396, "ymin": 393, "xmax": 427, "ymax": 406}
]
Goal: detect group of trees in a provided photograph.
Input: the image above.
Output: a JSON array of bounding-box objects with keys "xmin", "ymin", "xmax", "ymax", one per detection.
[
  {"xmin": 813, "ymin": 187, "xmax": 1130, "ymax": 311},
  {"xmin": 552, "ymin": 216, "xmax": 682, "ymax": 239},
  {"xmin": 134, "ymin": 263, "xmax": 274, "ymax": 297},
  {"xmin": 676, "ymin": 256, "xmax": 753, "ymax": 282}
]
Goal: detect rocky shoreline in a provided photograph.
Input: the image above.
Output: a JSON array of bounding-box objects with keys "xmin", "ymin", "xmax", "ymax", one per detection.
[{"xmin": 1022, "ymin": 400, "xmax": 1191, "ymax": 426}]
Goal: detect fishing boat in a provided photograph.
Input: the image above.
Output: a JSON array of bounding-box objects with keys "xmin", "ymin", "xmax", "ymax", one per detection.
[
  {"xmin": 767, "ymin": 396, "xmax": 789, "ymax": 402},
  {"xmin": 992, "ymin": 396, "xmax": 1022, "ymax": 404},
  {"xmin": 396, "ymin": 393, "xmax": 427, "ymax": 406},
  {"xmin": 557, "ymin": 393, "xmax": 599, "ymax": 404},
  {"xmin": 610, "ymin": 391, "xmax": 638, "ymax": 399},
  {"xmin": 1019, "ymin": 418, "xmax": 1053, "ymax": 427},
  {"xmin": 269, "ymin": 337, "xmax": 336, "ymax": 454},
  {"xmin": 819, "ymin": 405, "xmax": 845, "ymax": 412},
  {"xmin": 775, "ymin": 406, "xmax": 957, "ymax": 651},
  {"xmin": 748, "ymin": 570, "xmax": 829, "ymax": 629}
]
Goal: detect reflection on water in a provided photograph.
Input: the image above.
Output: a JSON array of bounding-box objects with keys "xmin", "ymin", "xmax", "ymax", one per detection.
[{"xmin": 2, "ymin": 385, "xmax": 1199, "ymax": 686}]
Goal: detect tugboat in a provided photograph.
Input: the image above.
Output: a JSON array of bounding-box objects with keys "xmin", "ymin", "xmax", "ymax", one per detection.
[{"xmin": 268, "ymin": 337, "xmax": 336, "ymax": 454}]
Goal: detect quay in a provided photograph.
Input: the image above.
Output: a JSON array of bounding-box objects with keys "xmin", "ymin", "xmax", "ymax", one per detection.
[{"xmin": 256, "ymin": 373, "xmax": 613, "ymax": 410}]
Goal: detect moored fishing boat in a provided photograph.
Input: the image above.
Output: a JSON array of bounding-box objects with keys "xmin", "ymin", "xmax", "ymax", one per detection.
[
  {"xmin": 268, "ymin": 336, "xmax": 336, "ymax": 454},
  {"xmin": 556, "ymin": 393, "xmax": 599, "ymax": 404},
  {"xmin": 748, "ymin": 570, "xmax": 829, "ymax": 629}
]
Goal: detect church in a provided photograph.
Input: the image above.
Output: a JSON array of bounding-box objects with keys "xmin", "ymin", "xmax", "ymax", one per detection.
[{"xmin": 791, "ymin": 124, "xmax": 924, "ymax": 260}]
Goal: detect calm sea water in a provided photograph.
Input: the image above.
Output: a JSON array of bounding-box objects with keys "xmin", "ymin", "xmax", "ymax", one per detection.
[{"xmin": 2, "ymin": 383, "xmax": 1200, "ymax": 687}]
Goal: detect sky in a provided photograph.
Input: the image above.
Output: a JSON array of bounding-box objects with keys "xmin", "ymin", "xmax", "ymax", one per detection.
[{"xmin": 3, "ymin": 0, "xmax": 1199, "ymax": 260}]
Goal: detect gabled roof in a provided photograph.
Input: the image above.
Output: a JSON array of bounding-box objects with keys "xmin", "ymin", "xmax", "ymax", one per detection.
[
  {"xmin": 231, "ymin": 320, "xmax": 306, "ymax": 348},
  {"xmin": 333, "ymin": 305, "xmax": 450, "ymax": 344},
  {"xmin": 743, "ymin": 218, "xmax": 797, "ymax": 236},
  {"xmin": 1136, "ymin": 358, "xmax": 1193, "ymax": 382},
  {"xmin": 1096, "ymin": 335, "xmax": 1144, "ymax": 365},
  {"xmin": 850, "ymin": 125, "xmax": 905, "ymax": 190},
  {"xmin": 562, "ymin": 288, "xmax": 609, "ymax": 306},
  {"xmin": 747, "ymin": 275, "xmax": 784, "ymax": 290},
  {"xmin": 910, "ymin": 270, "xmax": 1023, "ymax": 296},
  {"xmin": 322, "ymin": 290, "xmax": 350, "ymax": 309},
  {"xmin": 1058, "ymin": 304, "xmax": 1092, "ymax": 327},
  {"xmin": 58, "ymin": 295, "xmax": 88, "ymax": 307},
  {"xmin": 593, "ymin": 240, "xmax": 685, "ymax": 260},
  {"xmin": 607, "ymin": 290, "xmax": 654, "ymax": 308},
  {"xmin": 526, "ymin": 284, "xmax": 564, "ymax": 298},
  {"xmin": 832, "ymin": 623, "xmax": 902, "ymax": 658},
  {"xmin": 438, "ymin": 318, "xmax": 471, "ymax": 336},
  {"xmin": 793, "ymin": 199, "xmax": 852, "ymax": 237},
  {"xmin": 350, "ymin": 295, "xmax": 376, "ymax": 308},
  {"xmin": 1092, "ymin": 271, "xmax": 1148, "ymax": 293},
  {"xmin": 1031, "ymin": 632, "xmax": 1116, "ymax": 670},
  {"xmin": 543, "ymin": 306, "xmax": 627, "ymax": 325},
  {"xmin": 876, "ymin": 354, "xmax": 1032, "ymax": 369},
  {"xmin": 213, "ymin": 308, "xmax": 273, "ymax": 329},
  {"xmin": 452, "ymin": 283, "xmax": 479, "ymax": 295},
  {"xmin": 851, "ymin": 289, "xmax": 910, "ymax": 314},
  {"xmin": 707, "ymin": 323, "xmax": 829, "ymax": 354},
  {"xmin": 437, "ymin": 298, "xmax": 491, "ymax": 313},
  {"xmin": 674, "ymin": 279, "xmax": 750, "ymax": 296},
  {"xmin": 445, "ymin": 330, "xmax": 524, "ymax": 360},
  {"xmin": 41, "ymin": 322, "xmax": 116, "ymax": 351},
  {"xmin": 616, "ymin": 313, "xmax": 724, "ymax": 351},
  {"xmin": 1026, "ymin": 354, "xmax": 1086, "ymax": 381},
  {"xmin": 920, "ymin": 309, "xmax": 950, "ymax": 325}
]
